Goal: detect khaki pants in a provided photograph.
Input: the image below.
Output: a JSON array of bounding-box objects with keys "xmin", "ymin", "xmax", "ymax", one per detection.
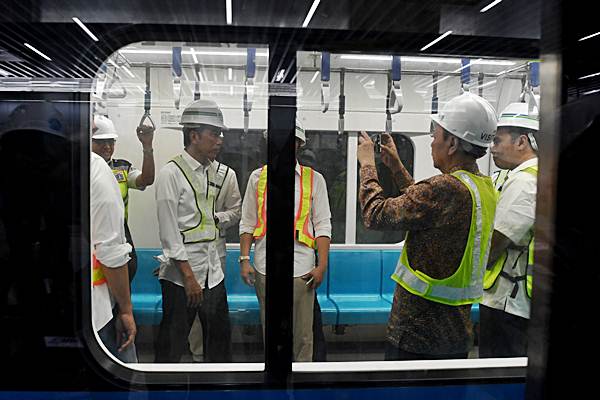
[
  {"xmin": 188, "ymin": 255, "xmax": 226, "ymax": 361},
  {"xmin": 255, "ymin": 272, "xmax": 314, "ymax": 362}
]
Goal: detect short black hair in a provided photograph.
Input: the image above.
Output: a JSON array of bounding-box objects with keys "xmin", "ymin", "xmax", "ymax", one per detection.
[
  {"xmin": 506, "ymin": 126, "xmax": 538, "ymax": 150},
  {"xmin": 442, "ymin": 129, "xmax": 488, "ymax": 159},
  {"xmin": 183, "ymin": 124, "xmax": 211, "ymax": 148}
]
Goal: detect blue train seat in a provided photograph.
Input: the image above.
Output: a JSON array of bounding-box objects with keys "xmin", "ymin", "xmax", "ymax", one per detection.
[
  {"xmin": 131, "ymin": 247, "xmax": 481, "ymax": 328},
  {"xmin": 328, "ymin": 249, "xmax": 390, "ymax": 325}
]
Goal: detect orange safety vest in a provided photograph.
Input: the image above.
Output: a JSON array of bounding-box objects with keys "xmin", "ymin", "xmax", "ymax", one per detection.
[
  {"xmin": 92, "ymin": 253, "xmax": 107, "ymax": 286},
  {"xmin": 253, "ymin": 165, "xmax": 316, "ymax": 249}
]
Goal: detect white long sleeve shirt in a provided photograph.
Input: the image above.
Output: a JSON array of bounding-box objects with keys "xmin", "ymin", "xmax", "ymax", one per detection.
[
  {"xmin": 482, "ymin": 157, "xmax": 538, "ymax": 319},
  {"xmin": 213, "ymin": 161, "xmax": 241, "ymax": 259},
  {"xmin": 155, "ymin": 151, "xmax": 224, "ymax": 289},
  {"xmin": 239, "ymin": 163, "xmax": 332, "ymax": 277},
  {"xmin": 90, "ymin": 152, "xmax": 132, "ymax": 331}
]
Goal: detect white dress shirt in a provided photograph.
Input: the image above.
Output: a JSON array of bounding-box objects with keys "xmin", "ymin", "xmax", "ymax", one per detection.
[
  {"xmin": 482, "ymin": 157, "xmax": 538, "ymax": 319},
  {"xmin": 213, "ymin": 161, "xmax": 241, "ymax": 259},
  {"xmin": 239, "ymin": 163, "xmax": 332, "ymax": 277},
  {"xmin": 90, "ymin": 152, "xmax": 132, "ymax": 331},
  {"xmin": 155, "ymin": 150, "xmax": 224, "ymax": 289}
]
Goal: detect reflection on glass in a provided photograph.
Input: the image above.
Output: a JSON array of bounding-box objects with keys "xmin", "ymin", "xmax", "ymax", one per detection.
[
  {"xmin": 295, "ymin": 50, "xmax": 537, "ymax": 362},
  {"xmin": 91, "ymin": 42, "xmax": 268, "ymax": 365}
]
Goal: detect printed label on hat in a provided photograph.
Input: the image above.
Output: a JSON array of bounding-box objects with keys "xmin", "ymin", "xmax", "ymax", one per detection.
[
  {"xmin": 161, "ymin": 111, "xmax": 181, "ymax": 125},
  {"xmin": 480, "ymin": 132, "xmax": 494, "ymax": 142}
]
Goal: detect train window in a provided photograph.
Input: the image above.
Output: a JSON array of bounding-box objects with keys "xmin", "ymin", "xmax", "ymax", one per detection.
[
  {"xmin": 293, "ymin": 50, "xmax": 538, "ymax": 370},
  {"xmin": 89, "ymin": 41, "xmax": 269, "ymax": 371}
]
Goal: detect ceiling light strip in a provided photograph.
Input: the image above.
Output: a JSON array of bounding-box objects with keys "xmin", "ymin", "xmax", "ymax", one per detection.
[
  {"xmin": 72, "ymin": 17, "xmax": 99, "ymax": 41},
  {"xmin": 302, "ymin": 0, "xmax": 321, "ymax": 28},
  {"xmin": 420, "ymin": 31, "xmax": 453, "ymax": 51}
]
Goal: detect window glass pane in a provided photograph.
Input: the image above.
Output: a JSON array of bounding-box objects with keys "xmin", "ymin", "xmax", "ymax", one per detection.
[
  {"xmin": 90, "ymin": 41, "xmax": 268, "ymax": 368},
  {"xmin": 295, "ymin": 50, "xmax": 538, "ymax": 364}
]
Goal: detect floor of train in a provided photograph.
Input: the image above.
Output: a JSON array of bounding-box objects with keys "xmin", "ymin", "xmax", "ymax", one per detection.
[{"xmin": 135, "ymin": 324, "xmax": 480, "ymax": 362}]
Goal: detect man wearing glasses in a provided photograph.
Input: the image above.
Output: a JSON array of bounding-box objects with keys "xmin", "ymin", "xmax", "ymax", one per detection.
[{"xmin": 154, "ymin": 99, "xmax": 232, "ymax": 363}]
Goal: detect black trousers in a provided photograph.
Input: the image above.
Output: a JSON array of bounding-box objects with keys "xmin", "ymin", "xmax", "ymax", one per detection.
[
  {"xmin": 384, "ymin": 342, "xmax": 468, "ymax": 361},
  {"xmin": 312, "ymin": 294, "xmax": 327, "ymax": 361},
  {"xmin": 154, "ymin": 280, "xmax": 232, "ymax": 363},
  {"xmin": 124, "ymin": 222, "xmax": 137, "ymax": 282},
  {"xmin": 479, "ymin": 305, "xmax": 528, "ymax": 358}
]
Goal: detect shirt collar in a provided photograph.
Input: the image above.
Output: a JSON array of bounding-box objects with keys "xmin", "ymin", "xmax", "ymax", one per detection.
[
  {"xmin": 512, "ymin": 157, "xmax": 538, "ymax": 174},
  {"xmin": 182, "ymin": 150, "xmax": 209, "ymax": 172}
]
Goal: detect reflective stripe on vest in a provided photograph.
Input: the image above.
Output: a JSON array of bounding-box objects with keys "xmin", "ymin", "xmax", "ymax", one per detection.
[
  {"xmin": 391, "ymin": 171, "xmax": 497, "ymax": 306},
  {"xmin": 484, "ymin": 165, "xmax": 538, "ymax": 293},
  {"xmin": 253, "ymin": 165, "xmax": 316, "ymax": 249},
  {"xmin": 526, "ymin": 237, "xmax": 534, "ymax": 298},
  {"xmin": 92, "ymin": 253, "xmax": 106, "ymax": 286},
  {"xmin": 170, "ymin": 155, "xmax": 217, "ymax": 244}
]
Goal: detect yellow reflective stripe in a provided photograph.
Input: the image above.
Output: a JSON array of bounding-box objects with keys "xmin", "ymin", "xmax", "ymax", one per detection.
[
  {"xmin": 295, "ymin": 166, "xmax": 315, "ymax": 248},
  {"xmin": 171, "ymin": 155, "xmax": 217, "ymax": 243},
  {"xmin": 92, "ymin": 254, "xmax": 106, "ymax": 286},
  {"xmin": 391, "ymin": 171, "xmax": 496, "ymax": 305},
  {"xmin": 112, "ymin": 168, "xmax": 130, "ymax": 220},
  {"xmin": 483, "ymin": 251, "xmax": 508, "ymax": 290},
  {"xmin": 527, "ymin": 237, "xmax": 534, "ymax": 298},
  {"xmin": 253, "ymin": 166, "xmax": 268, "ymax": 238}
]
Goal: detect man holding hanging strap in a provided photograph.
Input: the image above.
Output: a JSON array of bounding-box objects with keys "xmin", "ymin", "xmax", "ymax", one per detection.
[
  {"xmin": 479, "ymin": 102, "xmax": 539, "ymax": 358},
  {"xmin": 239, "ymin": 119, "xmax": 332, "ymax": 362},
  {"xmin": 154, "ymin": 99, "xmax": 232, "ymax": 363},
  {"xmin": 357, "ymin": 92, "xmax": 498, "ymax": 360},
  {"xmin": 91, "ymin": 115, "xmax": 155, "ymax": 282}
]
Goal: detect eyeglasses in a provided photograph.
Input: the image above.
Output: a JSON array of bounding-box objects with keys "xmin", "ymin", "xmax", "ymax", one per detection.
[{"xmin": 93, "ymin": 139, "xmax": 115, "ymax": 146}]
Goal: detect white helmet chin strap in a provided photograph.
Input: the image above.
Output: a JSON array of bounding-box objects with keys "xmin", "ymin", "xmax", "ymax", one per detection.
[{"xmin": 528, "ymin": 132, "xmax": 539, "ymax": 152}]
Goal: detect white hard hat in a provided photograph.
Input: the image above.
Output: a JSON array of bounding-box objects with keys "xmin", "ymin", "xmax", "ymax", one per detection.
[
  {"xmin": 92, "ymin": 115, "xmax": 118, "ymax": 139},
  {"xmin": 0, "ymin": 103, "xmax": 66, "ymax": 138},
  {"xmin": 295, "ymin": 118, "xmax": 306, "ymax": 143},
  {"xmin": 431, "ymin": 92, "xmax": 498, "ymax": 147},
  {"xmin": 261, "ymin": 119, "xmax": 306, "ymax": 143},
  {"xmin": 180, "ymin": 99, "xmax": 228, "ymax": 131},
  {"xmin": 498, "ymin": 102, "xmax": 539, "ymax": 131}
]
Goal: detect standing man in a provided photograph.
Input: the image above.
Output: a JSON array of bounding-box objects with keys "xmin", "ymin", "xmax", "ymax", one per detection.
[
  {"xmin": 154, "ymin": 99, "xmax": 232, "ymax": 363},
  {"xmin": 91, "ymin": 115, "xmax": 155, "ymax": 281},
  {"xmin": 480, "ymin": 102, "xmax": 539, "ymax": 358},
  {"xmin": 91, "ymin": 151, "xmax": 137, "ymax": 362},
  {"xmin": 188, "ymin": 153, "xmax": 241, "ymax": 362},
  {"xmin": 357, "ymin": 92, "xmax": 498, "ymax": 360},
  {"xmin": 239, "ymin": 120, "xmax": 332, "ymax": 362}
]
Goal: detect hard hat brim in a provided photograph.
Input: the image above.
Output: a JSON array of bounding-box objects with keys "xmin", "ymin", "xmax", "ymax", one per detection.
[{"xmin": 92, "ymin": 133, "xmax": 119, "ymax": 139}]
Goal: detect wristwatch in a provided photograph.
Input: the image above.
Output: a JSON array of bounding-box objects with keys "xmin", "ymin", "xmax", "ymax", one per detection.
[{"xmin": 238, "ymin": 255, "xmax": 250, "ymax": 263}]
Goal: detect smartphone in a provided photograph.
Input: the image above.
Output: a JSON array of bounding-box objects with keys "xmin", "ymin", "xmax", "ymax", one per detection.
[{"xmin": 371, "ymin": 133, "xmax": 382, "ymax": 153}]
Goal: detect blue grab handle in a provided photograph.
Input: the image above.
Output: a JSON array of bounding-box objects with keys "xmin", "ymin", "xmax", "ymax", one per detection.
[
  {"xmin": 530, "ymin": 62, "xmax": 540, "ymax": 87},
  {"xmin": 321, "ymin": 51, "xmax": 330, "ymax": 82},
  {"xmin": 172, "ymin": 47, "xmax": 182, "ymax": 77},
  {"xmin": 391, "ymin": 56, "xmax": 401, "ymax": 81},
  {"xmin": 461, "ymin": 58, "xmax": 470, "ymax": 85},
  {"xmin": 246, "ymin": 48, "xmax": 256, "ymax": 79}
]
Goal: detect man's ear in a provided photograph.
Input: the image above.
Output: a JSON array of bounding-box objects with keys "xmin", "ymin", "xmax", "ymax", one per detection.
[
  {"xmin": 517, "ymin": 134, "xmax": 529, "ymax": 149},
  {"xmin": 447, "ymin": 135, "xmax": 459, "ymax": 156}
]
